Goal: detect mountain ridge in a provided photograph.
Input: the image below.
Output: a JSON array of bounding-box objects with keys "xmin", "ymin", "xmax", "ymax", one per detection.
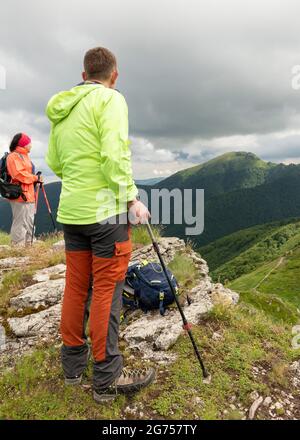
[{"xmin": 1, "ymin": 151, "xmax": 300, "ymax": 247}]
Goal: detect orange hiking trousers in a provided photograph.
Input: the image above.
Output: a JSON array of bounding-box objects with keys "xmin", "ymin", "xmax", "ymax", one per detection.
[{"xmin": 60, "ymin": 213, "xmax": 132, "ymax": 389}]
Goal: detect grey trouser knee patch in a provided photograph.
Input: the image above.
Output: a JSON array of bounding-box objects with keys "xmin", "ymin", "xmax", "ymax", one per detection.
[{"xmin": 61, "ymin": 343, "xmax": 89, "ymax": 378}]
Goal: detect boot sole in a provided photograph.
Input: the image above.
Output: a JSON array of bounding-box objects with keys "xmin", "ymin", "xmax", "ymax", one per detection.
[
  {"xmin": 116, "ymin": 368, "xmax": 156, "ymax": 394},
  {"xmin": 93, "ymin": 390, "xmax": 117, "ymax": 403},
  {"xmin": 65, "ymin": 375, "xmax": 82, "ymax": 385}
]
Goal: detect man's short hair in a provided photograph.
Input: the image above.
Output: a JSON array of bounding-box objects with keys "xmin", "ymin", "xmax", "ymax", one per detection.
[{"xmin": 83, "ymin": 47, "xmax": 117, "ymax": 80}]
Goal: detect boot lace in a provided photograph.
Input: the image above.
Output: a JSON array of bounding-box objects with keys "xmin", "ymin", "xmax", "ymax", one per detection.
[{"xmin": 121, "ymin": 367, "xmax": 148, "ymax": 379}]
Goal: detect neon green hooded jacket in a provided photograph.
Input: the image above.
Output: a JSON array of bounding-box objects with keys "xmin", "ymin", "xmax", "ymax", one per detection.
[{"xmin": 45, "ymin": 83, "xmax": 138, "ymax": 224}]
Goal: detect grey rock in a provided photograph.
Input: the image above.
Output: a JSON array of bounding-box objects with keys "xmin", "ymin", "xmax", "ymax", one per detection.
[
  {"xmin": 121, "ymin": 291, "xmax": 213, "ymax": 356},
  {"xmin": 263, "ymin": 396, "xmax": 272, "ymax": 407},
  {"xmin": 0, "ymin": 256, "xmax": 30, "ymax": 269},
  {"xmin": 131, "ymin": 237, "xmax": 186, "ymax": 266},
  {"xmin": 10, "ymin": 278, "xmax": 65, "ymax": 310},
  {"xmin": 52, "ymin": 240, "xmax": 65, "ymax": 251},
  {"xmin": 248, "ymin": 396, "xmax": 263, "ymax": 420},
  {"xmin": 249, "ymin": 391, "xmax": 260, "ymax": 402},
  {"xmin": 211, "ymin": 283, "xmax": 239, "ymax": 305},
  {"xmin": 8, "ymin": 304, "xmax": 61, "ymax": 337},
  {"xmin": 212, "ymin": 332, "xmax": 223, "ymax": 341},
  {"xmin": 194, "ymin": 397, "xmax": 203, "ymax": 405},
  {"xmin": 32, "ymin": 264, "xmax": 66, "ymax": 282},
  {"xmin": 190, "ymin": 255, "xmax": 207, "ymax": 265},
  {"xmin": 290, "ymin": 360, "xmax": 300, "ymax": 374}
]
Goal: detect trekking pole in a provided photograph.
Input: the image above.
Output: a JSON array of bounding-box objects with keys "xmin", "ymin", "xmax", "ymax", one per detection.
[
  {"xmin": 144, "ymin": 219, "xmax": 209, "ymax": 379},
  {"xmin": 40, "ymin": 182, "xmax": 57, "ymax": 232},
  {"xmin": 31, "ymin": 172, "xmax": 57, "ymax": 245},
  {"xmin": 31, "ymin": 173, "xmax": 41, "ymax": 245}
]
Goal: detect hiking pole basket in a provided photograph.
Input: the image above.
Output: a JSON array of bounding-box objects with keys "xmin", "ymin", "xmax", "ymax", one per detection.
[
  {"xmin": 31, "ymin": 172, "xmax": 57, "ymax": 244},
  {"xmin": 144, "ymin": 219, "xmax": 209, "ymax": 379}
]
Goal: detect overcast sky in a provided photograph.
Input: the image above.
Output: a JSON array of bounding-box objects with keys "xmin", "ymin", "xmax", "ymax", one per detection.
[{"xmin": 1, "ymin": 0, "xmax": 300, "ymax": 181}]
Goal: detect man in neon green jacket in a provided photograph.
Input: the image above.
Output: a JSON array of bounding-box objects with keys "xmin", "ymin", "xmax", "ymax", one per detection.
[{"xmin": 45, "ymin": 47, "xmax": 154, "ymax": 402}]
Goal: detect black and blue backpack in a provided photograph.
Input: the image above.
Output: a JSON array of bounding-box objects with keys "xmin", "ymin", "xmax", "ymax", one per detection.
[{"xmin": 122, "ymin": 259, "xmax": 179, "ymax": 316}]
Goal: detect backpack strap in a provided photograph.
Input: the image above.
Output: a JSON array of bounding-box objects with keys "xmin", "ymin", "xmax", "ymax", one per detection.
[{"xmin": 8, "ymin": 153, "xmax": 28, "ymax": 201}]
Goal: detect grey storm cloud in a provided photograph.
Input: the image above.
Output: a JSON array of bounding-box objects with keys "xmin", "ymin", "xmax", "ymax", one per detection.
[{"xmin": 1, "ymin": 0, "xmax": 300, "ymax": 178}]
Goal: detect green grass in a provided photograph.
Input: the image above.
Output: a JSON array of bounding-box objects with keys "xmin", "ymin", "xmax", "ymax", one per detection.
[
  {"xmin": 0, "ymin": 303, "xmax": 298, "ymax": 420},
  {"xmin": 130, "ymin": 224, "xmax": 163, "ymax": 246},
  {"xmin": 258, "ymin": 249, "xmax": 300, "ymax": 306},
  {"xmin": 1, "ymin": 227, "xmax": 300, "ymax": 420},
  {"xmin": 228, "ymin": 260, "xmax": 278, "ymax": 291},
  {"xmin": 39, "ymin": 230, "xmax": 64, "ymax": 246},
  {"xmin": 0, "ymin": 347, "xmax": 126, "ymax": 420},
  {"xmin": 168, "ymin": 252, "xmax": 198, "ymax": 290},
  {"xmin": 0, "ymin": 231, "xmax": 10, "ymax": 246},
  {"xmin": 238, "ymin": 291, "xmax": 299, "ymax": 325},
  {"xmin": 0, "ymin": 270, "xmax": 35, "ymax": 311},
  {"xmin": 228, "ymin": 247, "xmax": 300, "ymax": 324},
  {"xmin": 199, "ymin": 219, "xmax": 295, "ymax": 272}
]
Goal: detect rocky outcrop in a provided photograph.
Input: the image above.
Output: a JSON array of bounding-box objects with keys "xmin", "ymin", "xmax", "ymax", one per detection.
[
  {"xmin": 32, "ymin": 264, "xmax": 66, "ymax": 282},
  {"xmin": 209, "ymin": 283, "xmax": 239, "ymax": 305},
  {"xmin": 121, "ymin": 291, "xmax": 212, "ymax": 362},
  {"xmin": 10, "ymin": 278, "xmax": 65, "ymax": 311},
  {"xmin": 1, "ymin": 237, "xmax": 239, "ymax": 367},
  {"xmin": 131, "ymin": 236, "xmax": 186, "ymax": 266},
  {"xmin": 121, "ymin": 246, "xmax": 239, "ymax": 361},
  {"xmin": 8, "ymin": 304, "xmax": 61, "ymax": 338}
]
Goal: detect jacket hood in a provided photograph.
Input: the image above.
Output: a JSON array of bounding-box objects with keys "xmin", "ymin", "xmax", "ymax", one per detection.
[{"xmin": 46, "ymin": 84, "xmax": 101, "ymax": 124}]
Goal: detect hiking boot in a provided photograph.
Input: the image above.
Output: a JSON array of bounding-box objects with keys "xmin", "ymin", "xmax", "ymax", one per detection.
[
  {"xmin": 115, "ymin": 367, "xmax": 156, "ymax": 393},
  {"xmin": 93, "ymin": 383, "xmax": 118, "ymax": 403},
  {"xmin": 93, "ymin": 366, "xmax": 156, "ymax": 403},
  {"xmin": 64, "ymin": 345, "xmax": 91, "ymax": 385}
]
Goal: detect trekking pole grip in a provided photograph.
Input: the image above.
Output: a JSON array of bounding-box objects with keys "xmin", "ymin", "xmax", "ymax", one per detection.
[{"xmin": 36, "ymin": 171, "xmax": 42, "ymax": 185}]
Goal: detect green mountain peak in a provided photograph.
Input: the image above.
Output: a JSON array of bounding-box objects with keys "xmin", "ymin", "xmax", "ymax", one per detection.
[{"xmin": 158, "ymin": 150, "xmax": 277, "ymax": 197}]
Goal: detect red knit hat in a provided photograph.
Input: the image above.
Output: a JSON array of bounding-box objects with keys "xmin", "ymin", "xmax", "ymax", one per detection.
[{"xmin": 18, "ymin": 133, "xmax": 31, "ymax": 148}]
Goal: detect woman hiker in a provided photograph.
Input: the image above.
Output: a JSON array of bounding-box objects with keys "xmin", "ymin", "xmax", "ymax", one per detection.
[{"xmin": 6, "ymin": 133, "xmax": 43, "ymax": 247}]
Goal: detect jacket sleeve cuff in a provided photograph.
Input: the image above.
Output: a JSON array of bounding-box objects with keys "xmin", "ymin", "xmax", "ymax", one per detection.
[{"xmin": 126, "ymin": 184, "xmax": 139, "ymax": 202}]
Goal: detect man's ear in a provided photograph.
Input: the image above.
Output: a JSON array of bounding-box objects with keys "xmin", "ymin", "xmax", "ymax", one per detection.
[
  {"xmin": 110, "ymin": 69, "xmax": 118, "ymax": 88},
  {"xmin": 82, "ymin": 71, "xmax": 87, "ymax": 81}
]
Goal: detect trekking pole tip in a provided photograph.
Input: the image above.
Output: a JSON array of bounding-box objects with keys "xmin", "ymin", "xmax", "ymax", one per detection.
[{"xmin": 202, "ymin": 373, "xmax": 211, "ymax": 384}]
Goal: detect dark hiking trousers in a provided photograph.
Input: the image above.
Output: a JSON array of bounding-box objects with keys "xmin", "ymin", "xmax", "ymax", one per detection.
[{"xmin": 60, "ymin": 213, "xmax": 132, "ymax": 390}]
